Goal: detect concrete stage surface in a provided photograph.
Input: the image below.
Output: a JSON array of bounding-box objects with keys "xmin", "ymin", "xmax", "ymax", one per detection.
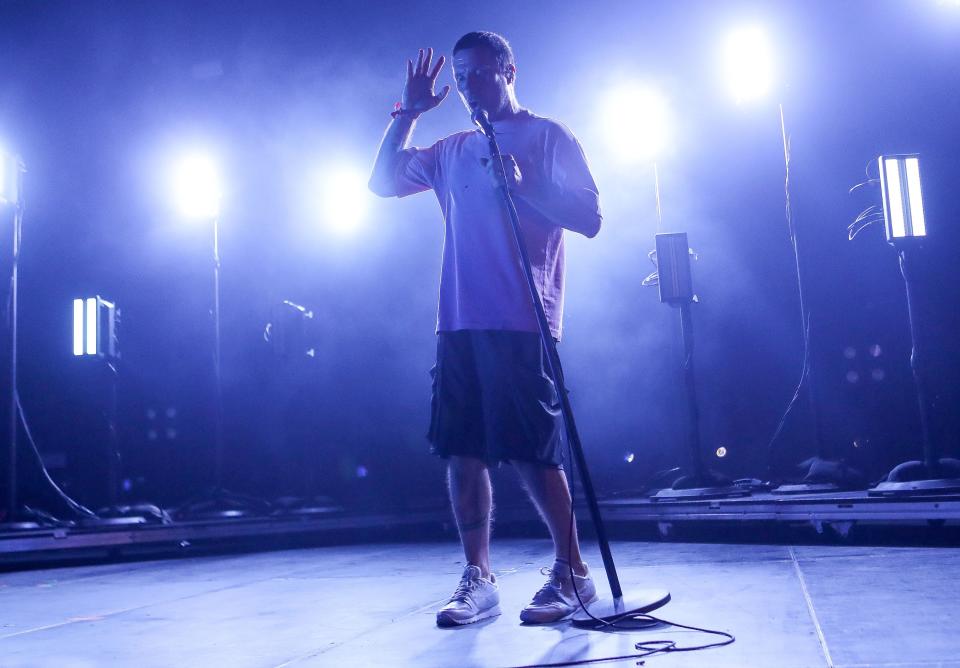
[{"xmin": 1, "ymin": 539, "xmax": 957, "ymax": 668}]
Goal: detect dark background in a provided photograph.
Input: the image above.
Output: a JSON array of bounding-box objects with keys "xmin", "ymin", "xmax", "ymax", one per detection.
[{"xmin": 1, "ymin": 0, "xmax": 958, "ymax": 512}]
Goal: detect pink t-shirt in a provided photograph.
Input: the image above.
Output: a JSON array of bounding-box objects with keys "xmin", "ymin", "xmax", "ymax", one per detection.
[{"xmin": 393, "ymin": 110, "xmax": 600, "ymax": 340}]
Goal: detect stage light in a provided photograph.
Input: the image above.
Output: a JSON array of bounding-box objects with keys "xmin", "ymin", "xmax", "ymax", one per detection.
[
  {"xmin": 72, "ymin": 296, "xmax": 118, "ymax": 358},
  {"xmin": 171, "ymin": 152, "xmax": 221, "ymax": 219},
  {"xmin": 878, "ymin": 155, "xmax": 926, "ymax": 242},
  {"xmin": 0, "ymin": 149, "xmax": 22, "ymax": 206},
  {"xmin": 597, "ymin": 85, "xmax": 669, "ymax": 163},
  {"xmin": 72, "ymin": 299, "xmax": 84, "ymax": 356},
  {"xmin": 721, "ymin": 25, "xmax": 774, "ymax": 103},
  {"xmin": 314, "ymin": 166, "xmax": 371, "ymax": 236}
]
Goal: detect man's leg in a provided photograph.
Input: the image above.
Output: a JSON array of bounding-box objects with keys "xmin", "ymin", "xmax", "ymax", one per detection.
[
  {"xmin": 515, "ymin": 460, "xmax": 597, "ymax": 623},
  {"xmin": 437, "ymin": 454, "xmax": 500, "ymax": 626},
  {"xmin": 448, "ymin": 455, "xmax": 493, "ymax": 577},
  {"xmin": 513, "ymin": 461, "xmax": 586, "ymax": 575}
]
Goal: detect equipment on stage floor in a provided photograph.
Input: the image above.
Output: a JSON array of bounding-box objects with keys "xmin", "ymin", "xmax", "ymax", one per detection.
[
  {"xmin": 650, "ymin": 232, "xmax": 749, "ymax": 501},
  {"xmin": 72, "ymin": 297, "xmax": 122, "ymax": 507},
  {"xmin": 868, "ymin": 154, "xmax": 960, "ymax": 496}
]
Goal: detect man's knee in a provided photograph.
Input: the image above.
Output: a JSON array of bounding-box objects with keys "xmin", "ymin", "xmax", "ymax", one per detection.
[
  {"xmin": 513, "ymin": 459, "xmax": 561, "ymax": 480},
  {"xmin": 449, "ymin": 455, "xmax": 488, "ymax": 479}
]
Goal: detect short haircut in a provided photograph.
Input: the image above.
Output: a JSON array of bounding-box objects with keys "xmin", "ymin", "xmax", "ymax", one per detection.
[{"xmin": 453, "ymin": 31, "xmax": 515, "ymax": 71}]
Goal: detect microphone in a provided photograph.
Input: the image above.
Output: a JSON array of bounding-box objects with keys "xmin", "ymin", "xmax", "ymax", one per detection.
[{"xmin": 471, "ymin": 107, "xmax": 494, "ymax": 137}]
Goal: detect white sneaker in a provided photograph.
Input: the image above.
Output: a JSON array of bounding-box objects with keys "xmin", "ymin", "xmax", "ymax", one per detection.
[
  {"xmin": 520, "ymin": 560, "xmax": 597, "ymax": 624},
  {"xmin": 436, "ymin": 564, "xmax": 501, "ymax": 627}
]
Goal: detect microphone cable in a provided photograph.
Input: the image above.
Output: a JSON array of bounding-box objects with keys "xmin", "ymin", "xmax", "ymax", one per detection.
[{"xmin": 528, "ymin": 344, "xmax": 734, "ymax": 667}]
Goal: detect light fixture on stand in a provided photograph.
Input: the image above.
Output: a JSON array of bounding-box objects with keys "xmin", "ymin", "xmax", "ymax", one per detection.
[
  {"xmin": 599, "ymin": 81, "xmax": 754, "ymax": 499},
  {"xmin": 720, "ymin": 25, "xmax": 863, "ymax": 492},
  {"xmin": 651, "ymin": 232, "xmax": 750, "ymax": 501},
  {"xmin": 167, "ymin": 151, "xmax": 268, "ymax": 518},
  {"xmin": 868, "ymin": 154, "xmax": 960, "ymax": 495},
  {"xmin": 0, "ymin": 149, "xmax": 34, "ymax": 527},
  {"xmin": 72, "ymin": 296, "xmax": 150, "ymax": 525}
]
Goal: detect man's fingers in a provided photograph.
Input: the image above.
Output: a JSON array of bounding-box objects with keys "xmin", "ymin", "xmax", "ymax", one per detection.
[
  {"xmin": 415, "ymin": 48, "xmax": 424, "ymax": 73},
  {"xmin": 429, "ymin": 55, "xmax": 445, "ymax": 81},
  {"xmin": 407, "ymin": 59, "xmax": 413, "ymax": 80},
  {"xmin": 435, "ymin": 84, "xmax": 450, "ymax": 104},
  {"xmin": 423, "ymin": 47, "xmax": 433, "ymax": 75}
]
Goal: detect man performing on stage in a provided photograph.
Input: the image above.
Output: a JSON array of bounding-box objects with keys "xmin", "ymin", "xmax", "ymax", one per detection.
[{"xmin": 368, "ymin": 31, "xmax": 602, "ymax": 626}]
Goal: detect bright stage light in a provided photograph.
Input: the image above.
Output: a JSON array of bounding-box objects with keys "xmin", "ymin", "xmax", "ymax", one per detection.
[
  {"xmin": 0, "ymin": 151, "xmax": 6, "ymax": 203},
  {"xmin": 73, "ymin": 296, "xmax": 118, "ymax": 358},
  {"xmin": 0, "ymin": 149, "xmax": 22, "ymax": 206},
  {"xmin": 171, "ymin": 152, "xmax": 222, "ymax": 219},
  {"xmin": 722, "ymin": 25, "xmax": 774, "ymax": 103},
  {"xmin": 597, "ymin": 85, "xmax": 670, "ymax": 163},
  {"xmin": 314, "ymin": 166, "xmax": 372, "ymax": 236},
  {"xmin": 879, "ymin": 154, "xmax": 926, "ymax": 242}
]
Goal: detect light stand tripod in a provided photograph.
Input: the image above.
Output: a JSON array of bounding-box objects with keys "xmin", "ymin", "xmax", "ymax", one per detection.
[
  {"xmin": 769, "ymin": 105, "xmax": 863, "ymax": 493},
  {"xmin": 639, "ymin": 163, "xmax": 752, "ymax": 499},
  {"xmin": 174, "ymin": 214, "xmax": 268, "ymax": 519},
  {"xmin": 473, "ymin": 109, "xmax": 669, "ymax": 622},
  {"xmin": 868, "ymin": 248, "xmax": 960, "ymax": 495},
  {"xmin": 650, "ymin": 233, "xmax": 749, "ymax": 501},
  {"xmin": 74, "ymin": 297, "xmax": 146, "ymax": 525},
  {"xmin": 1, "ymin": 155, "xmax": 34, "ymax": 527},
  {"xmin": 867, "ymin": 154, "xmax": 960, "ymax": 495}
]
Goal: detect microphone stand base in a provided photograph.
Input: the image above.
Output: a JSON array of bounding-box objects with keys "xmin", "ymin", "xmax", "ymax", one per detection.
[{"xmin": 571, "ymin": 590, "xmax": 671, "ymax": 628}]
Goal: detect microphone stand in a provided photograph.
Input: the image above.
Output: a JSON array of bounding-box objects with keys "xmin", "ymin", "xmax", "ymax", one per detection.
[
  {"xmin": 1, "ymin": 157, "xmax": 42, "ymax": 528},
  {"xmin": 473, "ymin": 110, "xmax": 669, "ymax": 622}
]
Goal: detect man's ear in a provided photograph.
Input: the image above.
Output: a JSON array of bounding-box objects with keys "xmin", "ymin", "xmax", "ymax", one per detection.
[{"xmin": 505, "ymin": 64, "xmax": 517, "ymax": 85}]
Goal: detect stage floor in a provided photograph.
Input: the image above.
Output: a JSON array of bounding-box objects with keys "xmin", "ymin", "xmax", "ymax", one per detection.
[{"xmin": 1, "ymin": 538, "xmax": 957, "ymax": 668}]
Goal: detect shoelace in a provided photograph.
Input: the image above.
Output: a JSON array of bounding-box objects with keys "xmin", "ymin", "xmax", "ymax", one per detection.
[
  {"xmin": 449, "ymin": 576, "xmax": 480, "ymax": 603},
  {"xmin": 530, "ymin": 567, "xmax": 565, "ymax": 605}
]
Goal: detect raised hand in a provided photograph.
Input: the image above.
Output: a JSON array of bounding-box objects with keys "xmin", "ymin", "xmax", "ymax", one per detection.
[{"xmin": 402, "ymin": 48, "xmax": 451, "ymax": 117}]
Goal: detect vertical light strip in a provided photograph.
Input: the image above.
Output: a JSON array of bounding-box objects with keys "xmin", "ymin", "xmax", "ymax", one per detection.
[
  {"xmin": 0, "ymin": 153, "xmax": 6, "ymax": 205},
  {"xmin": 905, "ymin": 158, "xmax": 926, "ymax": 237},
  {"xmin": 85, "ymin": 297, "xmax": 98, "ymax": 355},
  {"xmin": 72, "ymin": 299, "xmax": 85, "ymax": 356},
  {"xmin": 884, "ymin": 158, "xmax": 906, "ymax": 238}
]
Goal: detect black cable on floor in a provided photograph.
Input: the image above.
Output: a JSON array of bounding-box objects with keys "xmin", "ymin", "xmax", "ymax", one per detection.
[
  {"xmin": 505, "ymin": 613, "xmax": 735, "ymax": 667},
  {"xmin": 550, "ymin": 359, "xmax": 734, "ymax": 667}
]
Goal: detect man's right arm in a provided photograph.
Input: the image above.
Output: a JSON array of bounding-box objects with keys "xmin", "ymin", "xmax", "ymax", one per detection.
[
  {"xmin": 368, "ymin": 115, "xmax": 419, "ymax": 198},
  {"xmin": 368, "ymin": 48, "xmax": 450, "ymax": 198}
]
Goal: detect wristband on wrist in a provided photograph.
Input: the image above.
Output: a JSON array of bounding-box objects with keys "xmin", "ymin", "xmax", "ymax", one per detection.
[{"xmin": 391, "ymin": 102, "xmax": 419, "ymax": 119}]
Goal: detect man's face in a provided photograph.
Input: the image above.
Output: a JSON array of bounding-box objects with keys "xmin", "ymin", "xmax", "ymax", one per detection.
[{"xmin": 452, "ymin": 47, "xmax": 513, "ymax": 118}]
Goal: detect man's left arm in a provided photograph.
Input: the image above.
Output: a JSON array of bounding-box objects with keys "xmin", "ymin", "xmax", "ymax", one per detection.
[
  {"xmin": 512, "ymin": 176, "xmax": 601, "ymax": 238},
  {"xmin": 489, "ymin": 124, "xmax": 601, "ymax": 238}
]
